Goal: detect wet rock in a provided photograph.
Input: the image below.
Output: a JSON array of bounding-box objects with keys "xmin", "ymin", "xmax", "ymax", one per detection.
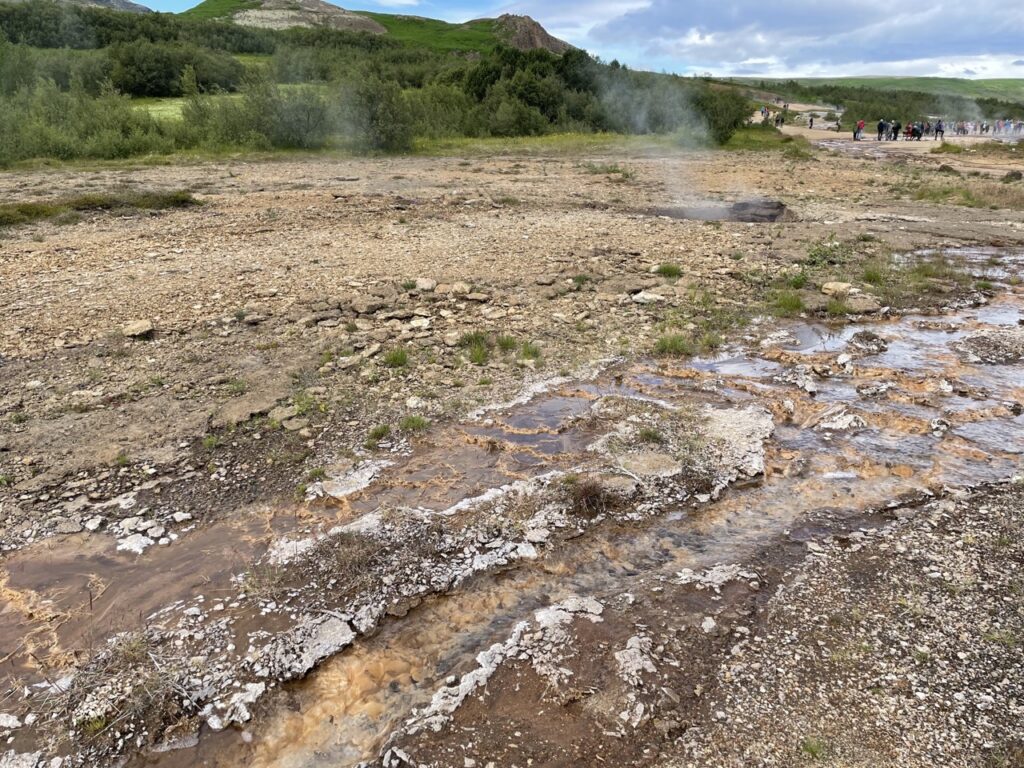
[
  {"xmin": 618, "ymin": 451, "xmax": 682, "ymax": 478},
  {"xmin": 116, "ymin": 533, "xmax": 154, "ymax": 554},
  {"xmin": 122, "ymin": 320, "xmax": 154, "ymax": 339},
  {"xmin": 849, "ymin": 330, "xmax": 889, "ymax": 355},
  {"xmin": 845, "ymin": 293, "xmax": 881, "ymax": 314},
  {"xmin": 815, "ymin": 406, "xmax": 867, "ymax": 432},
  {"xmin": 953, "ymin": 328, "xmax": 1024, "ymax": 364}
]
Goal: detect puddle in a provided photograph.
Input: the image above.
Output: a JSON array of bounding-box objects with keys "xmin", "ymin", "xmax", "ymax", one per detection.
[
  {"xmin": 8, "ymin": 249, "xmax": 1024, "ymax": 768},
  {"xmin": 647, "ymin": 199, "xmax": 789, "ymax": 222}
]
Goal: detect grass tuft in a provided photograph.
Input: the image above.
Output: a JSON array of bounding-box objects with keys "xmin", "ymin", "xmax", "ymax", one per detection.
[
  {"xmin": 656, "ymin": 263, "xmax": 682, "ymax": 279},
  {"xmin": 399, "ymin": 414, "xmax": 430, "ymax": 432},
  {"xmin": 382, "ymin": 347, "xmax": 410, "ymax": 369},
  {"xmin": 654, "ymin": 334, "xmax": 696, "ymax": 358}
]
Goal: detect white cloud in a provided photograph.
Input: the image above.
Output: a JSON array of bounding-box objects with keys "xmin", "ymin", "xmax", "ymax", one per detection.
[{"xmin": 503, "ymin": 0, "xmax": 1024, "ymax": 77}]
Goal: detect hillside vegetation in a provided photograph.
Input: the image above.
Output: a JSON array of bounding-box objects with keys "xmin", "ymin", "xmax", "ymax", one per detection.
[
  {"xmin": 739, "ymin": 76, "xmax": 1024, "ymax": 103},
  {"xmin": 737, "ymin": 78, "xmax": 1024, "ymax": 124},
  {"xmin": 349, "ymin": 12, "xmax": 498, "ymax": 53},
  {"xmin": 0, "ymin": 0, "xmax": 750, "ymax": 165}
]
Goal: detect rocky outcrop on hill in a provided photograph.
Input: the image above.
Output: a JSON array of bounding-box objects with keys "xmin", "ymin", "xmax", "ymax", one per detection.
[
  {"xmin": 492, "ymin": 13, "xmax": 575, "ymax": 54},
  {"xmin": 230, "ymin": 0, "xmax": 384, "ymax": 32}
]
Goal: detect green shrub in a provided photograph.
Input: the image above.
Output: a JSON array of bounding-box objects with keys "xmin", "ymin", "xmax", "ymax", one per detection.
[
  {"xmin": 772, "ymin": 290, "xmax": 805, "ymax": 317},
  {"xmin": 399, "ymin": 414, "xmax": 429, "ymax": 432},
  {"xmin": 382, "ymin": 347, "xmax": 410, "ymax": 368},
  {"xmin": 654, "ymin": 334, "xmax": 695, "ymax": 357},
  {"xmin": 341, "ymin": 77, "xmax": 414, "ymax": 151}
]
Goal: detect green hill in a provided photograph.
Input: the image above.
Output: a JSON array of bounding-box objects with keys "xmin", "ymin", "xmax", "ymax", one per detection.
[
  {"xmin": 180, "ymin": 0, "xmax": 259, "ymax": 21},
  {"xmin": 354, "ymin": 12, "xmax": 498, "ymax": 53},
  {"xmin": 735, "ymin": 77, "xmax": 1024, "ymax": 103}
]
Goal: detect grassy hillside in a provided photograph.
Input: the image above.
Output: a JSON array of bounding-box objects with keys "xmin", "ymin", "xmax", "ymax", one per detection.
[
  {"xmin": 181, "ymin": 0, "xmax": 260, "ymax": 21},
  {"xmin": 736, "ymin": 77, "xmax": 1024, "ymax": 103},
  {"xmin": 352, "ymin": 12, "xmax": 497, "ymax": 52}
]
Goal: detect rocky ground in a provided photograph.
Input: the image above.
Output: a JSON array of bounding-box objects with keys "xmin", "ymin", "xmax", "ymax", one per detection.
[{"xmin": 1, "ymin": 134, "xmax": 1023, "ymax": 767}]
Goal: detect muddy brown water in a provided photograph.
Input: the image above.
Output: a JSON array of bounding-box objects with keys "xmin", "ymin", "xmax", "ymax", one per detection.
[{"xmin": 6, "ymin": 249, "xmax": 1024, "ymax": 767}]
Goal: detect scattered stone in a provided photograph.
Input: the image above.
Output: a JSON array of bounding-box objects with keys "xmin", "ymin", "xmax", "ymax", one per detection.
[{"xmin": 121, "ymin": 320, "xmax": 154, "ymax": 339}]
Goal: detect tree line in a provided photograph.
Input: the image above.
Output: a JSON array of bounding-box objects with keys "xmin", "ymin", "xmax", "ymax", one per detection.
[{"xmin": 0, "ymin": 0, "xmax": 752, "ymax": 164}]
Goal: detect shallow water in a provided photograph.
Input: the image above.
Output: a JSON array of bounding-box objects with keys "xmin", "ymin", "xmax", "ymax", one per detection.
[
  {"xmin": 142, "ymin": 264, "xmax": 1024, "ymax": 768},
  {"xmin": 8, "ymin": 250, "xmax": 1023, "ymax": 768}
]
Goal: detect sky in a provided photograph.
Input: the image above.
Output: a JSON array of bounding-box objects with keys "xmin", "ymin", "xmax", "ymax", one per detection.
[{"xmin": 152, "ymin": 0, "xmax": 1024, "ymax": 79}]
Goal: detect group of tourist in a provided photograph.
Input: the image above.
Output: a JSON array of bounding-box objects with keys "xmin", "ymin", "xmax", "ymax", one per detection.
[
  {"xmin": 862, "ymin": 119, "xmax": 940, "ymax": 141},
  {"xmin": 760, "ymin": 104, "xmax": 1023, "ymax": 141},
  {"xmin": 948, "ymin": 119, "xmax": 1024, "ymax": 135},
  {"xmin": 856, "ymin": 117, "xmax": 1023, "ymax": 141}
]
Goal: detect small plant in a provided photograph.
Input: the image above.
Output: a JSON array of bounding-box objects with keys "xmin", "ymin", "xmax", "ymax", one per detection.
[
  {"xmin": 400, "ymin": 415, "xmax": 430, "ymax": 432},
  {"xmin": 201, "ymin": 435, "xmax": 219, "ymax": 451},
  {"xmin": 698, "ymin": 331, "xmax": 723, "ymax": 352},
  {"xmin": 803, "ymin": 235, "xmax": 853, "ymax": 267},
  {"xmin": 654, "ymin": 334, "xmax": 695, "ymax": 358},
  {"xmin": 306, "ymin": 467, "xmax": 327, "ymax": 482},
  {"xmin": 10, "ymin": 411, "xmax": 28, "ymax": 424},
  {"xmin": 494, "ymin": 195, "xmax": 520, "ymax": 206},
  {"xmin": 293, "ymin": 390, "xmax": 317, "ymax": 416},
  {"xmin": 0, "ymin": 474, "xmax": 13, "ymax": 487},
  {"xmin": 771, "ymin": 290, "xmax": 805, "ymax": 317},
  {"xmin": 565, "ymin": 476, "xmax": 612, "ymax": 519},
  {"xmin": 365, "ymin": 424, "xmax": 391, "ymax": 449},
  {"xmin": 115, "ymin": 452, "xmax": 130, "ymax": 467},
  {"xmin": 234, "ymin": 308, "xmax": 248, "ymax": 322},
  {"xmin": 826, "ymin": 298, "xmax": 851, "ymax": 317},
  {"xmin": 243, "ymin": 563, "xmax": 289, "ymax": 601},
  {"xmin": 786, "ymin": 272, "xmax": 808, "ymax": 289},
  {"xmin": 800, "ymin": 736, "xmax": 828, "ymax": 761},
  {"xmin": 459, "ymin": 331, "xmax": 489, "ymax": 348},
  {"xmin": 655, "ymin": 263, "xmax": 682, "ymax": 279},
  {"xmin": 572, "ymin": 273, "xmax": 592, "ymax": 288},
  {"xmin": 638, "ymin": 427, "xmax": 665, "ymax": 445},
  {"xmin": 382, "ymin": 347, "xmax": 410, "ymax": 369},
  {"xmin": 520, "ymin": 341, "xmax": 542, "ymax": 360},
  {"xmin": 862, "ymin": 263, "xmax": 885, "ymax": 285},
  {"xmin": 975, "ymin": 279, "xmax": 994, "ymax": 291},
  {"xmin": 497, "ymin": 335, "xmax": 518, "ymax": 352},
  {"xmin": 401, "ymin": 279, "xmax": 417, "ymax": 291},
  {"xmin": 582, "ymin": 162, "xmax": 631, "ymax": 177},
  {"xmin": 227, "ymin": 379, "xmax": 248, "ymax": 395},
  {"xmin": 468, "ymin": 344, "xmax": 489, "ymax": 365}
]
